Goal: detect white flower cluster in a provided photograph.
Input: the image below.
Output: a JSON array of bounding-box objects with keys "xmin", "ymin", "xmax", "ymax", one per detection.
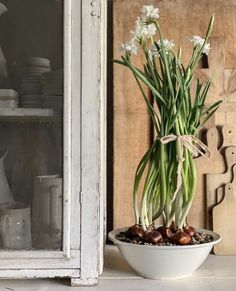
[
  {"xmin": 121, "ymin": 5, "xmax": 160, "ymax": 56},
  {"xmin": 190, "ymin": 35, "xmax": 211, "ymax": 55},
  {"xmin": 140, "ymin": 5, "xmax": 160, "ymax": 21},
  {"xmin": 157, "ymin": 39, "xmax": 175, "ymax": 54},
  {"xmin": 131, "ymin": 17, "xmax": 157, "ymax": 41},
  {"xmin": 148, "ymin": 44, "xmax": 159, "ymax": 60},
  {"xmin": 120, "ymin": 41, "xmax": 139, "ymax": 56}
]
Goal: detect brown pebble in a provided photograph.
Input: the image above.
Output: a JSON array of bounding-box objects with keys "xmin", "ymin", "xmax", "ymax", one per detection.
[{"xmin": 170, "ymin": 221, "xmax": 177, "ymax": 233}]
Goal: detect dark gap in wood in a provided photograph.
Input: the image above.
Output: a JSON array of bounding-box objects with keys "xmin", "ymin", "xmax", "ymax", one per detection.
[{"xmin": 200, "ymin": 54, "xmax": 209, "ymax": 68}]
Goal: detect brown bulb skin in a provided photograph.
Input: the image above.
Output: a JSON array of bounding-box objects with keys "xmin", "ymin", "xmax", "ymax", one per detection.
[
  {"xmin": 143, "ymin": 230, "xmax": 162, "ymax": 244},
  {"xmin": 171, "ymin": 230, "xmax": 191, "ymax": 245},
  {"xmin": 157, "ymin": 226, "xmax": 173, "ymax": 238},
  {"xmin": 183, "ymin": 225, "xmax": 196, "ymax": 237},
  {"xmin": 127, "ymin": 224, "xmax": 144, "ymax": 239},
  {"xmin": 170, "ymin": 221, "xmax": 177, "ymax": 233}
]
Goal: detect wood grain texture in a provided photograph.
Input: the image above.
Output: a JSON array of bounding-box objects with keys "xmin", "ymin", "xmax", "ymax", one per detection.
[
  {"xmin": 193, "ymin": 37, "xmax": 225, "ymax": 105},
  {"xmin": 188, "ymin": 128, "xmax": 225, "ymax": 228},
  {"xmin": 80, "ymin": 0, "xmax": 105, "ymax": 285},
  {"xmin": 70, "ymin": 0, "xmax": 81, "ymax": 252},
  {"xmin": 206, "ymin": 146, "xmax": 236, "ymax": 229},
  {"xmin": 222, "ymin": 124, "xmax": 236, "ymax": 148},
  {"xmin": 213, "ymin": 173, "xmax": 236, "ymax": 255},
  {"xmin": 0, "ymin": 0, "xmax": 105, "ymax": 281},
  {"xmin": 113, "ymin": 0, "xmax": 150, "ymax": 228}
]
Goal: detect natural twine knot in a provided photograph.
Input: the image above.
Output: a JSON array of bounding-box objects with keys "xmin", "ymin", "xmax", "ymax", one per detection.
[{"xmin": 159, "ymin": 134, "xmax": 211, "ymax": 202}]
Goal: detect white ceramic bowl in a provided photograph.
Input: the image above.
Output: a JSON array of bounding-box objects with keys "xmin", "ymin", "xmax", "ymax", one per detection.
[{"xmin": 109, "ymin": 227, "xmax": 221, "ymax": 280}]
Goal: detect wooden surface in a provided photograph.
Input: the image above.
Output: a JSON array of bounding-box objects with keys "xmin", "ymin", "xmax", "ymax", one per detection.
[
  {"xmin": 79, "ymin": 0, "xmax": 106, "ymax": 286},
  {"xmin": 113, "ymin": 0, "xmax": 150, "ymax": 229},
  {"xmin": 213, "ymin": 174, "xmax": 236, "ymax": 255},
  {"xmin": 206, "ymin": 146, "xmax": 236, "ymax": 229},
  {"xmin": 188, "ymin": 128, "xmax": 225, "ymax": 228},
  {"xmin": 0, "ymin": 245, "xmax": 235, "ymax": 289},
  {"xmin": 113, "ymin": 0, "xmax": 236, "ymax": 228},
  {"xmin": 222, "ymin": 124, "xmax": 236, "ymax": 148},
  {"xmin": 194, "ymin": 37, "xmax": 225, "ymax": 105},
  {"xmin": 101, "ymin": 245, "xmax": 236, "ymax": 291},
  {"xmin": 0, "ymin": 0, "xmax": 106, "ymax": 283}
]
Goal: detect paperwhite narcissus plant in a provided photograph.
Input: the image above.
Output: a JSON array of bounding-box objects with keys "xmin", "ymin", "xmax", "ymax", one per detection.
[
  {"xmin": 190, "ymin": 35, "xmax": 211, "ymax": 55},
  {"xmin": 140, "ymin": 5, "xmax": 160, "ymax": 21},
  {"xmin": 115, "ymin": 5, "xmax": 222, "ymax": 244},
  {"xmin": 121, "ymin": 5, "xmax": 210, "ymax": 58}
]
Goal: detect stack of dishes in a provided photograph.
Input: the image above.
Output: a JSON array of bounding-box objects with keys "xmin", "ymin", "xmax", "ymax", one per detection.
[
  {"xmin": 17, "ymin": 57, "xmax": 51, "ymax": 108},
  {"xmin": 41, "ymin": 68, "xmax": 63, "ymax": 111},
  {"xmin": 0, "ymin": 89, "xmax": 19, "ymax": 109}
]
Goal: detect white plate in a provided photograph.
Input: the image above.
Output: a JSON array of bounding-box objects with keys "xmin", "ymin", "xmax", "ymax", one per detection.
[
  {"xmin": 0, "ymin": 100, "xmax": 18, "ymax": 109},
  {"xmin": 0, "ymin": 89, "xmax": 18, "ymax": 98},
  {"xmin": 20, "ymin": 105, "xmax": 42, "ymax": 108},
  {"xmin": 21, "ymin": 89, "xmax": 42, "ymax": 92},
  {"xmin": 27, "ymin": 57, "xmax": 50, "ymax": 67}
]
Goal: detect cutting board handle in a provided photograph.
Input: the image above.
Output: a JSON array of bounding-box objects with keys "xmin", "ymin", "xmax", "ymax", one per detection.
[
  {"xmin": 222, "ymin": 125, "xmax": 236, "ymax": 148},
  {"xmin": 222, "ymin": 183, "xmax": 236, "ymax": 203},
  {"xmin": 207, "ymin": 127, "xmax": 220, "ymax": 153},
  {"xmin": 214, "ymin": 165, "xmax": 236, "ymax": 208},
  {"xmin": 232, "ymin": 164, "xmax": 236, "ymax": 185},
  {"xmin": 225, "ymin": 147, "xmax": 236, "ymax": 168},
  {"xmin": 222, "ymin": 165, "xmax": 236, "ymax": 202}
]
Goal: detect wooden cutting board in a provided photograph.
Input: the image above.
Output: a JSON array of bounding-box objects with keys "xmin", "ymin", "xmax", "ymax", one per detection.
[
  {"xmin": 206, "ymin": 146, "xmax": 236, "ymax": 229},
  {"xmin": 213, "ymin": 165, "xmax": 236, "ymax": 255},
  {"xmin": 222, "ymin": 124, "xmax": 236, "ymax": 148},
  {"xmin": 188, "ymin": 127, "xmax": 225, "ymax": 228}
]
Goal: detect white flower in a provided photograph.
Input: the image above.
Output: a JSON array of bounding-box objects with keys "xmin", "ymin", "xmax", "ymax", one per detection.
[
  {"xmin": 144, "ymin": 23, "xmax": 157, "ymax": 38},
  {"xmin": 148, "ymin": 44, "xmax": 160, "ymax": 60},
  {"xmin": 130, "ymin": 17, "xmax": 143, "ymax": 40},
  {"xmin": 157, "ymin": 39, "xmax": 175, "ymax": 53},
  {"xmin": 190, "ymin": 35, "xmax": 211, "ymax": 55},
  {"xmin": 140, "ymin": 5, "xmax": 160, "ymax": 21},
  {"xmin": 120, "ymin": 41, "xmax": 139, "ymax": 56},
  {"xmin": 131, "ymin": 18, "xmax": 157, "ymax": 40},
  {"xmin": 202, "ymin": 42, "xmax": 211, "ymax": 55},
  {"xmin": 191, "ymin": 35, "xmax": 204, "ymax": 47}
]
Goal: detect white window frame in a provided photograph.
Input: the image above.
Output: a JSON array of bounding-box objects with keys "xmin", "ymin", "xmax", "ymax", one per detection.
[{"xmin": 0, "ymin": 0, "xmax": 106, "ymax": 286}]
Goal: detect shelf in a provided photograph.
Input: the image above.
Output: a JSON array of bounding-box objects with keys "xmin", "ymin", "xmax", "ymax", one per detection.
[
  {"xmin": 102, "ymin": 245, "xmax": 236, "ymax": 291},
  {"xmin": 0, "ymin": 108, "xmax": 61, "ymax": 122}
]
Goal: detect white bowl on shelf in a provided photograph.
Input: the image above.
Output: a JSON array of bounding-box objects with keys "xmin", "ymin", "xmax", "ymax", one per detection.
[{"xmin": 109, "ymin": 227, "xmax": 221, "ymax": 280}]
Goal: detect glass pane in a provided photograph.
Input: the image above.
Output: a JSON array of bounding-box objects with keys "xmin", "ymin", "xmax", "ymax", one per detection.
[{"xmin": 0, "ymin": 0, "xmax": 63, "ymax": 250}]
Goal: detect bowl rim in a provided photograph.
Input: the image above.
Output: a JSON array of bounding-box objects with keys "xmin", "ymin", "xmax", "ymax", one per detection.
[{"xmin": 108, "ymin": 227, "xmax": 221, "ymax": 250}]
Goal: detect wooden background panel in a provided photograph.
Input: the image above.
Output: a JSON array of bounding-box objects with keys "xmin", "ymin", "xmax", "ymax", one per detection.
[
  {"xmin": 113, "ymin": 0, "xmax": 236, "ymax": 229},
  {"xmin": 113, "ymin": 0, "xmax": 151, "ymax": 229}
]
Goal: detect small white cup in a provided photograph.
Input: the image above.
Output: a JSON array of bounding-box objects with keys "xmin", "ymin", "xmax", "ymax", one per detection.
[{"xmin": 0, "ymin": 202, "xmax": 31, "ymax": 249}]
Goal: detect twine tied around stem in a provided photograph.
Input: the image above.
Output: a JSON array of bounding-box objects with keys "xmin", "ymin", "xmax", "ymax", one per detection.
[{"xmin": 159, "ymin": 134, "xmax": 211, "ymax": 203}]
